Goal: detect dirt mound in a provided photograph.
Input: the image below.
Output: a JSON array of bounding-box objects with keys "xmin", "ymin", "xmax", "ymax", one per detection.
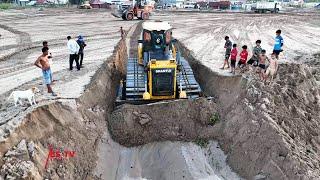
[
  {"xmin": 0, "ymin": 101, "xmax": 103, "ymax": 179},
  {"xmin": 232, "ymin": 63, "xmax": 320, "ymax": 179},
  {"xmin": 109, "ymin": 98, "xmax": 218, "ymax": 146},
  {"xmin": 196, "ymin": 64, "xmax": 320, "ymax": 179},
  {"xmin": 176, "ymin": 40, "xmax": 320, "ymax": 179}
]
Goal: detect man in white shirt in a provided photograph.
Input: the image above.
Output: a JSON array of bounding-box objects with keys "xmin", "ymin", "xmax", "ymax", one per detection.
[{"xmin": 67, "ymin": 36, "xmax": 80, "ymax": 71}]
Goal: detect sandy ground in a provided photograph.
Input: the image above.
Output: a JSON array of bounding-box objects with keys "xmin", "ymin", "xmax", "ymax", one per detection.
[
  {"xmin": 0, "ymin": 8, "xmax": 136, "ymax": 126},
  {"xmin": 152, "ymin": 11, "xmax": 320, "ymax": 75},
  {"xmin": 95, "ymin": 129, "xmax": 241, "ymax": 180}
]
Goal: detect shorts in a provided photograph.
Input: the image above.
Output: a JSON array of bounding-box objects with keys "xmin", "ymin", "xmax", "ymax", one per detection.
[
  {"xmin": 42, "ymin": 68, "xmax": 52, "ymax": 85},
  {"xmin": 225, "ymin": 54, "xmax": 230, "ymax": 60},
  {"xmin": 247, "ymin": 58, "xmax": 258, "ymax": 66},
  {"xmin": 231, "ymin": 60, "xmax": 236, "ymax": 67},
  {"xmin": 238, "ymin": 61, "xmax": 246, "ymax": 67},
  {"xmin": 259, "ymin": 64, "xmax": 266, "ymax": 70},
  {"xmin": 273, "ymin": 49, "xmax": 282, "ymax": 55}
]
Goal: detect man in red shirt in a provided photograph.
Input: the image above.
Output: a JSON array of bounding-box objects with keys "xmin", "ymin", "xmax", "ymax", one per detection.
[
  {"xmin": 238, "ymin": 45, "xmax": 248, "ymax": 73},
  {"xmin": 230, "ymin": 44, "xmax": 238, "ymax": 74}
]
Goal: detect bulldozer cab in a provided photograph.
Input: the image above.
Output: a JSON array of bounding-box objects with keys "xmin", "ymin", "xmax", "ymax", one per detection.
[{"xmin": 139, "ymin": 21, "xmax": 174, "ymax": 64}]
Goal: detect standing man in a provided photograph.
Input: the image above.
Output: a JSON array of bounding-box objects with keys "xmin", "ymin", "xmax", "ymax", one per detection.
[
  {"xmin": 34, "ymin": 47, "xmax": 57, "ymax": 96},
  {"xmin": 42, "ymin": 41, "xmax": 55, "ymax": 82},
  {"xmin": 273, "ymin": 29, "xmax": 284, "ymax": 60},
  {"xmin": 67, "ymin": 36, "xmax": 80, "ymax": 71},
  {"xmin": 76, "ymin": 35, "xmax": 87, "ymax": 68},
  {"xmin": 42, "ymin": 41, "xmax": 52, "ymax": 58},
  {"xmin": 120, "ymin": 27, "xmax": 125, "ymax": 39},
  {"xmin": 221, "ymin": 36, "xmax": 232, "ymax": 69}
]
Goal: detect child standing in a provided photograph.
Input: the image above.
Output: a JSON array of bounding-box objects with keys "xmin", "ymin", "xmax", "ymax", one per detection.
[
  {"xmin": 258, "ymin": 49, "xmax": 269, "ymax": 80},
  {"xmin": 238, "ymin": 45, "xmax": 248, "ymax": 72},
  {"xmin": 265, "ymin": 53, "xmax": 278, "ymax": 83},
  {"xmin": 230, "ymin": 44, "xmax": 238, "ymax": 74},
  {"xmin": 221, "ymin": 36, "xmax": 232, "ymax": 69},
  {"xmin": 247, "ymin": 40, "xmax": 262, "ymax": 69},
  {"xmin": 273, "ymin": 29, "xmax": 284, "ymax": 60}
]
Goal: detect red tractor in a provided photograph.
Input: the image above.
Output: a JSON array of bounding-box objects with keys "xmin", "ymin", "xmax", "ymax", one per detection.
[{"xmin": 112, "ymin": 0, "xmax": 151, "ymax": 20}]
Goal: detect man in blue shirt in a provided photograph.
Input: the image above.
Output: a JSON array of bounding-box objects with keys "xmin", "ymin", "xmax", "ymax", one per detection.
[
  {"xmin": 76, "ymin": 35, "xmax": 87, "ymax": 68},
  {"xmin": 273, "ymin": 29, "xmax": 283, "ymax": 60}
]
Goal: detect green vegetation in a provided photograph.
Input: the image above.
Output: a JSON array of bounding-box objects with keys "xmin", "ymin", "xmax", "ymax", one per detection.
[
  {"xmin": 209, "ymin": 112, "xmax": 220, "ymax": 126},
  {"xmin": 0, "ymin": 3, "xmax": 12, "ymax": 10},
  {"xmin": 194, "ymin": 138, "xmax": 209, "ymax": 148}
]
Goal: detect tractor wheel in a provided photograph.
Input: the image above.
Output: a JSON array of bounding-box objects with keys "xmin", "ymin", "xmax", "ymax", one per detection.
[
  {"xmin": 122, "ymin": 13, "xmax": 126, "ymax": 20},
  {"xmin": 126, "ymin": 13, "xmax": 134, "ymax": 20},
  {"xmin": 142, "ymin": 12, "xmax": 149, "ymax": 20}
]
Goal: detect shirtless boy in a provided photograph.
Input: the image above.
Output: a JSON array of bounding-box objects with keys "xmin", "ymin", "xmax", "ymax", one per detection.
[
  {"xmin": 34, "ymin": 47, "xmax": 57, "ymax": 96},
  {"xmin": 265, "ymin": 53, "xmax": 278, "ymax": 83},
  {"xmin": 42, "ymin": 41, "xmax": 55, "ymax": 82},
  {"xmin": 258, "ymin": 49, "xmax": 269, "ymax": 80}
]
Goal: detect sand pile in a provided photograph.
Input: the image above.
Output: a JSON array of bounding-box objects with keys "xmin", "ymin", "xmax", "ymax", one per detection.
[
  {"xmin": 225, "ymin": 63, "xmax": 320, "ymax": 179},
  {"xmin": 109, "ymin": 98, "xmax": 218, "ymax": 146}
]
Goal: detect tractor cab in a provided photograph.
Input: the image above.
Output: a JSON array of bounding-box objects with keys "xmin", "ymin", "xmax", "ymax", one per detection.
[{"xmin": 138, "ymin": 21, "xmax": 176, "ymax": 65}]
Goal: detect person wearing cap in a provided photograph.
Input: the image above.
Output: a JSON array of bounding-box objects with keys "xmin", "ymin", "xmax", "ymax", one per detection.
[{"xmin": 76, "ymin": 35, "xmax": 87, "ymax": 67}]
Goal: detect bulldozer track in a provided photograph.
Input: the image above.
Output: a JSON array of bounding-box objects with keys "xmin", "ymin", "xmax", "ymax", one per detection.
[
  {"xmin": 0, "ymin": 24, "xmax": 31, "ymax": 50},
  {"xmin": 0, "ymin": 63, "xmax": 34, "ymax": 76}
]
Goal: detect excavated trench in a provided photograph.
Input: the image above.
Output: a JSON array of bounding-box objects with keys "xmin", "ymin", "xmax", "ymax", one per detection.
[
  {"xmin": 1, "ymin": 22, "xmax": 320, "ymax": 180},
  {"xmin": 0, "ymin": 22, "xmax": 242, "ymax": 179},
  {"xmin": 108, "ymin": 36, "xmax": 246, "ymax": 147}
]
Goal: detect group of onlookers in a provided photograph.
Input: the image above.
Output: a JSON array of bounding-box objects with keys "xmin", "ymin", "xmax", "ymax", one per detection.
[
  {"xmin": 33, "ymin": 27, "xmax": 127, "ymax": 97},
  {"xmin": 32, "ymin": 27, "xmax": 284, "ymax": 97},
  {"xmin": 221, "ymin": 29, "xmax": 283, "ymax": 83},
  {"xmin": 34, "ymin": 35, "xmax": 87, "ymax": 96}
]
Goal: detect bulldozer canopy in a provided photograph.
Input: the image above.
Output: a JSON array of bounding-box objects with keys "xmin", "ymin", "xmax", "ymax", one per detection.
[{"xmin": 142, "ymin": 21, "xmax": 172, "ymax": 31}]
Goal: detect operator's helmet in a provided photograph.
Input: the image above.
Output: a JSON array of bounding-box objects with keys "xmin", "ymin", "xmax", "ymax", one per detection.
[{"xmin": 156, "ymin": 37, "xmax": 161, "ymax": 44}]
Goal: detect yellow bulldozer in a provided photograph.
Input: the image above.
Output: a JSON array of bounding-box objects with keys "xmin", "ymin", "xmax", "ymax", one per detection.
[{"xmin": 117, "ymin": 21, "xmax": 201, "ymax": 103}]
